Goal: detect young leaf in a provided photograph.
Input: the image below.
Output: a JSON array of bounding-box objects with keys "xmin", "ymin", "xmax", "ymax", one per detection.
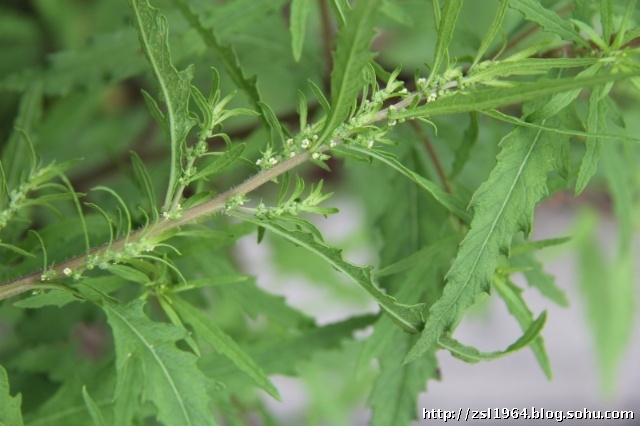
[
  {"xmin": 509, "ymin": 0, "xmax": 590, "ymax": 48},
  {"xmin": 169, "ymin": 295, "xmax": 280, "ymax": 400},
  {"xmin": 2, "ymin": 81, "xmax": 42, "ymax": 189},
  {"xmin": 0, "ymin": 365, "xmax": 23, "ymax": 426},
  {"xmin": 314, "ymin": 0, "xmax": 383, "ymax": 149},
  {"xmin": 105, "ymin": 300, "xmax": 217, "ymax": 426},
  {"xmin": 439, "ymin": 311, "xmax": 547, "ymax": 363},
  {"xmin": 171, "ymin": 0, "xmax": 269, "ymax": 131},
  {"xmin": 186, "ymin": 143, "xmax": 245, "ymax": 183},
  {"xmin": 509, "ymin": 250, "xmax": 569, "ymax": 307},
  {"xmin": 234, "ymin": 214, "xmax": 426, "ymax": 334},
  {"xmin": 494, "ymin": 275, "xmax": 553, "ymax": 378},
  {"xmin": 472, "ymin": 0, "xmax": 509, "ymax": 67},
  {"xmin": 404, "ymin": 117, "xmax": 568, "ymax": 363},
  {"xmin": 427, "ymin": 0, "xmax": 463, "ymax": 86},
  {"xmin": 82, "ymin": 386, "xmax": 107, "ymax": 426},
  {"xmin": 128, "ymin": 0, "xmax": 196, "ymax": 211},
  {"xmin": 290, "ymin": 0, "xmax": 311, "ymax": 61},
  {"xmin": 130, "ymin": 151, "xmax": 158, "ymax": 218}
]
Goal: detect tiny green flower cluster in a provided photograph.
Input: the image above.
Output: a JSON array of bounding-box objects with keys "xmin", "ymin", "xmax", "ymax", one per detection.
[{"xmin": 254, "ymin": 180, "xmax": 337, "ymax": 219}]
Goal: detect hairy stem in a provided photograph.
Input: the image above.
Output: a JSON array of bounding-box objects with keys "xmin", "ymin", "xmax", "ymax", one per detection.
[{"xmin": 0, "ymin": 83, "xmax": 451, "ymax": 302}]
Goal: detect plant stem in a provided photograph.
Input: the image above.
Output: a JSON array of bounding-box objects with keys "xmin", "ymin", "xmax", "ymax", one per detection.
[
  {"xmin": 0, "ymin": 85, "xmax": 451, "ymax": 302},
  {"xmin": 409, "ymin": 120, "xmax": 451, "ymax": 193}
]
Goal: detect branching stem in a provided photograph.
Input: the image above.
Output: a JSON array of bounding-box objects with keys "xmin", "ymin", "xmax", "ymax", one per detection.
[{"xmin": 0, "ymin": 83, "xmax": 452, "ymax": 302}]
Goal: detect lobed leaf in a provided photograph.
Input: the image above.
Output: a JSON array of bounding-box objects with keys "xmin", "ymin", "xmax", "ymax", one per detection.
[
  {"xmin": 105, "ymin": 300, "xmax": 217, "ymax": 426},
  {"xmin": 404, "ymin": 116, "xmax": 569, "ymax": 363},
  {"xmin": 128, "ymin": 0, "xmax": 196, "ymax": 210},
  {"xmin": 170, "ymin": 295, "xmax": 281, "ymax": 400},
  {"xmin": 509, "ymin": 0, "xmax": 590, "ymax": 48},
  {"xmin": 0, "ymin": 365, "xmax": 23, "ymax": 426}
]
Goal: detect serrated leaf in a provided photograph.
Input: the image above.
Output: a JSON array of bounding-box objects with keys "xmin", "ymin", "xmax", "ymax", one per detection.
[
  {"xmin": 315, "ymin": 0, "xmax": 383, "ymax": 149},
  {"xmin": 338, "ymin": 146, "xmax": 470, "ymax": 222},
  {"xmin": 221, "ymin": 278, "xmax": 314, "ymax": 330},
  {"xmin": 172, "ymin": 0, "xmax": 269, "ymax": 131},
  {"xmin": 575, "ymin": 212, "xmax": 634, "ymax": 393},
  {"xmin": 509, "ymin": 0, "xmax": 590, "ymax": 48},
  {"xmin": 128, "ymin": 0, "xmax": 196, "ymax": 210},
  {"xmin": 235, "ymin": 215, "xmax": 425, "ymax": 333},
  {"xmin": 186, "ymin": 143, "xmax": 245, "ymax": 183},
  {"xmin": 104, "ymin": 300, "xmax": 217, "ymax": 426},
  {"xmin": 201, "ymin": 315, "xmax": 375, "ymax": 380},
  {"xmin": 290, "ymin": 0, "xmax": 311, "ymax": 61},
  {"xmin": 439, "ymin": 311, "xmax": 547, "ymax": 363},
  {"xmin": 394, "ymin": 71, "xmax": 639, "ymax": 120},
  {"xmin": 404, "ymin": 117, "xmax": 568, "ymax": 363},
  {"xmin": 494, "ymin": 275, "xmax": 553, "ymax": 378},
  {"xmin": 0, "ymin": 365, "xmax": 23, "ymax": 426},
  {"xmin": 170, "ymin": 295, "xmax": 281, "ymax": 400},
  {"xmin": 575, "ymin": 86, "xmax": 607, "ymax": 194},
  {"xmin": 369, "ymin": 331, "xmax": 436, "ymax": 426},
  {"xmin": 427, "ymin": 0, "xmax": 463, "ymax": 86}
]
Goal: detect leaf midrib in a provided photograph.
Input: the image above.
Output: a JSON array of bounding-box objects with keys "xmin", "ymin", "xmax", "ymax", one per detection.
[
  {"xmin": 108, "ymin": 306, "xmax": 192, "ymax": 426},
  {"xmin": 434, "ymin": 127, "xmax": 544, "ymax": 333}
]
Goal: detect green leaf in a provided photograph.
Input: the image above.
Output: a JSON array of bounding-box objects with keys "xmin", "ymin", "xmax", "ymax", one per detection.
[
  {"xmin": 427, "ymin": 0, "xmax": 463, "ymax": 86},
  {"xmin": 575, "ymin": 212, "xmax": 635, "ymax": 393},
  {"xmin": 509, "ymin": 0, "xmax": 590, "ymax": 48},
  {"xmin": 466, "ymin": 57, "xmax": 598, "ymax": 85},
  {"xmin": 170, "ymin": 295, "xmax": 280, "ymax": 400},
  {"xmin": 369, "ymin": 331, "xmax": 436, "ymax": 426},
  {"xmin": 338, "ymin": 146, "xmax": 471, "ymax": 222},
  {"xmin": 394, "ymin": 71, "xmax": 639, "ymax": 120},
  {"xmin": 0, "ymin": 365, "xmax": 23, "ymax": 426},
  {"xmin": 315, "ymin": 0, "xmax": 383, "ymax": 149},
  {"xmin": 235, "ymin": 214, "xmax": 426, "ymax": 334},
  {"xmin": 290, "ymin": 0, "xmax": 311, "ymax": 61},
  {"xmin": 439, "ymin": 311, "xmax": 547, "ymax": 363},
  {"xmin": 82, "ymin": 386, "xmax": 107, "ymax": 426},
  {"xmin": 472, "ymin": 0, "xmax": 509, "ymax": 67},
  {"xmin": 106, "ymin": 264, "xmax": 149, "ymax": 285},
  {"xmin": 104, "ymin": 300, "xmax": 217, "ymax": 426},
  {"xmin": 494, "ymin": 275, "xmax": 553, "ymax": 378},
  {"xmin": 128, "ymin": 0, "xmax": 196, "ymax": 211},
  {"xmin": 171, "ymin": 0, "xmax": 269, "ymax": 131},
  {"xmin": 130, "ymin": 151, "xmax": 158, "ymax": 218},
  {"xmin": 576, "ymin": 86, "xmax": 607, "ymax": 194},
  {"xmin": 309, "ymin": 79, "xmax": 331, "ymax": 116},
  {"xmin": 2, "ymin": 81, "xmax": 42, "ymax": 189},
  {"xmin": 201, "ymin": 315, "xmax": 375, "ymax": 380},
  {"xmin": 186, "ymin": 143, "xmax": 245, "ymax": 183},
  {"xmin": 404, "ymin": 116, "xmax": 568, "ymax": 363},
  {"xmin": 450, "ymin": 112, "xmax": 478, "ymax": 178}
]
